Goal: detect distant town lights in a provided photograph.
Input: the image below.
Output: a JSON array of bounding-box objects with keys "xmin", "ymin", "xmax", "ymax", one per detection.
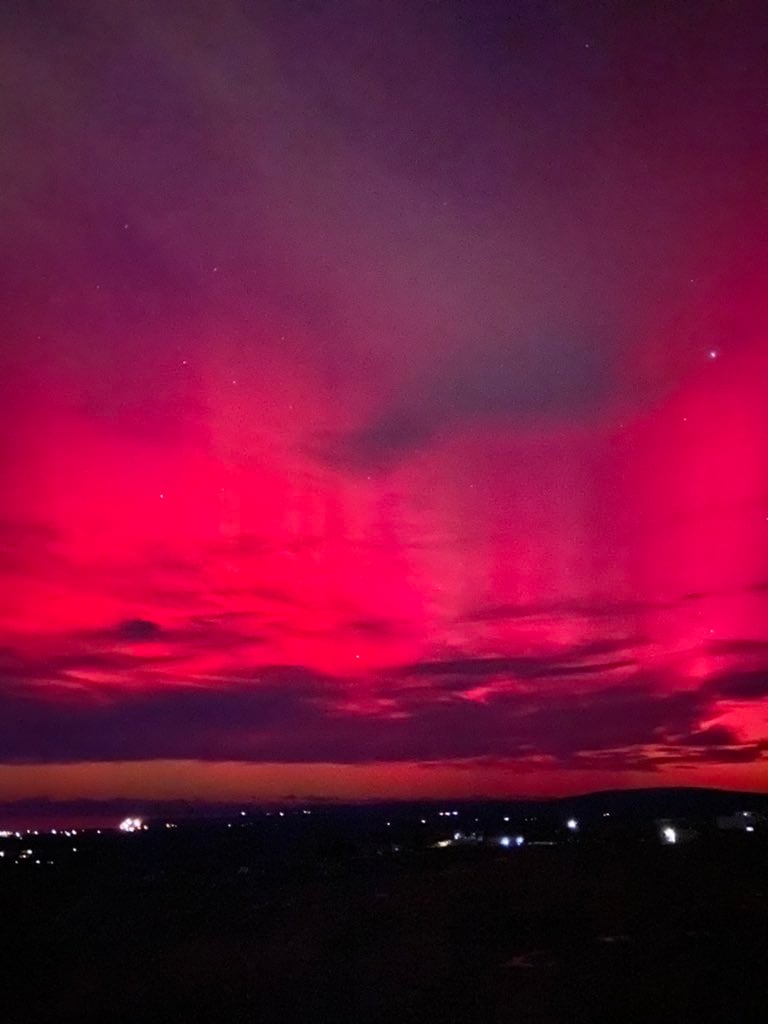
[
  {"xmin": 662, "ymin": 826, "xmax": 677, "ymax": 844},
  {"xmin": 118, "ymin": 817, "xmax": 143, "ymax": 833},
  {"xmin": 566, "ymin": 818, "xmax": 578, "ymax": 831}
]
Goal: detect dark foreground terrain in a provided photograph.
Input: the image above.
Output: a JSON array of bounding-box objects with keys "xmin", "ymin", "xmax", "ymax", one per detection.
[{"xmin": 2, "ymin": 807, "xmax": 767, "ymax": 1023}]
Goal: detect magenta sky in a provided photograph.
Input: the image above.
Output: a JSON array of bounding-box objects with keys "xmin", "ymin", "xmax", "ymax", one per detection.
[{"xmin": 2, "ymin": 0, "xmax": 768, "ymax": 803}]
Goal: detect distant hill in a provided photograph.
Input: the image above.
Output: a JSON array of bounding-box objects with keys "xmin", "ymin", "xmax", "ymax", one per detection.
[
  {"xmin": 556, "ymin": 786, "xmax": 768, "ymax": 818},
  {"xmin": 2, "ymin": 786, "xmax": 767, "ymax": 829}
]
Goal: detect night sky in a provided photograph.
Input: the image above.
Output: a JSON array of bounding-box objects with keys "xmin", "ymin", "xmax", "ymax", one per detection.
[{"xmin": 2, "ymin": 0, "xmax": 768, "ymax": 805}]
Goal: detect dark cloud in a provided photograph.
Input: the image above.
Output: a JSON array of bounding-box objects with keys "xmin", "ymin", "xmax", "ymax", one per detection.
[
  {"xmin": 315, "ymin": 328, "xmax": 614, "ymax": 470},
  {"xmin": 2, "ymin": 651, "xmax": 763, "ymax": 770},
  {"xmin": 675, "ymin": 724, "xmax": 742, "ymax": 747},
  {"xmin": 707, "ymin": 639, "xmax": 768, "ymax": 658},
  {"xmin": 114, "ymin": 618, "xmax": 162, "ymax": 642},
  {"xmin": 0, "ymin": 615, "xmax": 267, "ymax": 690},
  {"xmin": 708, "ymin": 668, "xmax": 768, "ymax": 701},
  {"xmin": 0, "ymin": 646, "xmax": 161, "ymax": 686},
  {"xmin": 0, "ymin": 670, "xmax": 335, "ymax": 763},
  {"xmin": 398, "ymin": 638, "xmax": 639, "ymax": 684},
  {"xmin": 679, "ymin": 743, "xmax": 767, "ymax": 764}
]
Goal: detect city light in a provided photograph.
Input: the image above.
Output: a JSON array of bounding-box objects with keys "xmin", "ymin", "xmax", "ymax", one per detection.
[
  {"xmin": 118, "ymin": 817, "xmax": 143, "ymax": 833},
  {"xmin": 566, "ymin": 818, "xmax": 578, "ymax": 831},
  {"xmin": 662, "ymin": 826, "xmax": 677, "ymax": 844},
  {"xmin": 499, "ymin": 836, "xmax": 511, "ymax": 847}
]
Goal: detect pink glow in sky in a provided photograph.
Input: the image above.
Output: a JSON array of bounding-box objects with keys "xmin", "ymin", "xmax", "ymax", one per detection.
[{"xmin": 1, "ymin": 0, "xmax": 767, "ymax": 803}]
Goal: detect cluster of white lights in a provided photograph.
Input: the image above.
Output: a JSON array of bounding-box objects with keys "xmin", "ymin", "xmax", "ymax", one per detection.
[
  {"xmin": 118, "ymin": 817, "xmax": 144, "ymax": 833},
  {"xmin": 662, "ymin": 826, "xmax": 677, "ymax": 844},
  {"xmin": 566, "ymin": 818, "xmax": 579, "ymax": 831},
  {"xmin": 438, "ymin": 811, "xmax": 459, "ymax": 817},
  {"xmin": 498, "ymin": 835, "xmax": 525, "ymax": 847}
]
